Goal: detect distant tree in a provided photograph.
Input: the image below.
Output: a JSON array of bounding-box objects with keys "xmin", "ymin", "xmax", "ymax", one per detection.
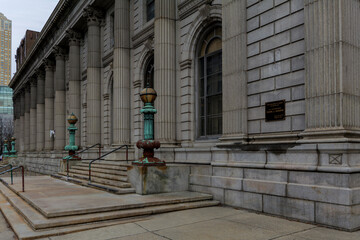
[{"xmin": 0, "ymin": 116, "xmax": 14, "ymax": 154}]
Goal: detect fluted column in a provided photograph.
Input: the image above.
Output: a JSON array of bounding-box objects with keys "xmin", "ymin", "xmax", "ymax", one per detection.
[
  {"xmin": 219, "ymin": 0, "xmax": 248, "ymax": 145},
  {"xmin": 24, "ymin": 84, "xmax": 31, "ymax": 151},
  {"xmin": 19, "ymin": 91, "xmax": 25, "ymax": 152},
  {"xmin": 36, "ymin": 69, "xmax": 45, "ymax": 151},
  {"xmin": 29, "ymin": 79, "xmax": 37, "ymax": 151},
  {"xmin": 304, "ymin": 0, "xmax": 360, "ymax": 137},
  {"xmin": 84, "ymin": 7, "xmax": 103, "ymax": 146},
  {"xmin": 154, "ymin": 0, "xmax": 177, "ymax": 144},
  {"xmin": 67, "ymin": 30, "xmax": 82, "ymax": 147},
  {"xmin": 13, "ymin": 96, "xmax": 20, "ymax": 144},
  {"xmin": 113, "ymin": 0, "xmax": 130, "ymax": 145},
  {"xmin": 53, "ymin": 47, "xmax": 66, "ymax": 150},
  {"xmin": 44, "ymin": 60, "xmax": 55, "ymax": 150}
]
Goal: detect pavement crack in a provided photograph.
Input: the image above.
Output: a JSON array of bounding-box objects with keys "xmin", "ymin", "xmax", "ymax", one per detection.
[{"xmin": 133, "ymin": 222, "xmax": 172, "ymax": 240}]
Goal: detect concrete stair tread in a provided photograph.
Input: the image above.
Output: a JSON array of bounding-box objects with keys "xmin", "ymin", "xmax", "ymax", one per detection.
[
  {"xmin": 0, "ymin": 192, "xmax": 153, "ymax": 240},
  {"xmin": 76, "ymin": 163, "xmax": 128, "ymax": 171},
  {"xmin": 78, "ymin": 160, "xmax": 130, "ymax": 168},
  {"xmin": 67, "ymin": 169, "xmax": 128, "ymax": 182},
  {"xmin": 0, "ymin": 182, "xmax": 218, "ymax": 231},
  {"xmin": 71, "ymin": 165, "xmax": 128, "ymax": 176},
  {"xmin": 57, "ymin": 172, "xmax": 132, "ymax": 188},
  {"xmin": 52, "ymin": 174, "xmax": 135, "ymax": 195}
]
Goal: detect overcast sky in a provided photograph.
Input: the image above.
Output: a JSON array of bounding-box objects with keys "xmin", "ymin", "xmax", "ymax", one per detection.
[{"xmin": 0, "ymin": 0, "xmax": 59, "ymax": 77}]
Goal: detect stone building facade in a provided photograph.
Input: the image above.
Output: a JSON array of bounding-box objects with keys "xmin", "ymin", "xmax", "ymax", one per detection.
[{"xmin": 9, "ymin": 0, "xmax": 360, "ymax": 230}]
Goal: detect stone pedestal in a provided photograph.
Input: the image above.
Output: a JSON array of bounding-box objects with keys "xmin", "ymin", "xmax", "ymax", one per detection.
[
  {"xmin": 128, "ymin": 165, "xmax": 189, "ymax": 195},
  {"xmin": 60, "ymin": 159, "xmax": 80, "ymax": 172}
]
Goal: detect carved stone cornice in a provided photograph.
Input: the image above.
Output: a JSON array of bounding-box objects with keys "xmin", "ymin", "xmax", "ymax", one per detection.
[
  {"xmin": 66, "ymin": 29, "xmax": 82, "ymax": 46},
  {"xmin": 83, "ymin": 6, "xmax": 104, "ymax": 26},
  {"xmin": 178, "ymin": 0, "xmax": 212, "ymax": 19},
  {"xmin": 132, "ymin": 23, "xmax": 154, "ymax": 49}
]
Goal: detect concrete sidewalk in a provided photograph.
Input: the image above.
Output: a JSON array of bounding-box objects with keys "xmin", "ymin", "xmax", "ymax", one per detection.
[{"xmin": 21, "ymin": 206, "xmax": 360, "ymax": 240}]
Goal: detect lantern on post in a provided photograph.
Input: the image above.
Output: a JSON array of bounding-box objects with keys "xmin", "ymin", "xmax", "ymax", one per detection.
[
  {"xmin": 64, "ymin": 113, "xmax": 80, "ymax": 160},
  {"xmin": 133, "ymin": 84, "xmax": 165, "ymax": 166}
]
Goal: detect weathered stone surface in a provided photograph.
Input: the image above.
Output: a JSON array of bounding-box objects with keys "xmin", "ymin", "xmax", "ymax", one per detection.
[
  {"xmin": 128, "ymin": 165, "xmax": 190, "ymax": 195},
  {"xmin": 263, "ymin": 195, "xmax": 314, "ymax": 222},
  {"xmin": 316, "ymin": 203, "xmax": 360, "ymax": 231},
  {"xmin": 224, "ymin": 190, "xmax": 262, "ymax": 211}
]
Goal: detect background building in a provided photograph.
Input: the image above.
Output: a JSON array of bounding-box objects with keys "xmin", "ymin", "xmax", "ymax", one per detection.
[
  {"xmin": 15, "ymin": 30, "xmax": 40, "ymax": 71},
  {"xmin": 0, "ymin": 12, "xmax": 11, "ymax": 86},
  {"xmin": 8, "ymin": 0, "xmax": 360, "ymax": 231}
]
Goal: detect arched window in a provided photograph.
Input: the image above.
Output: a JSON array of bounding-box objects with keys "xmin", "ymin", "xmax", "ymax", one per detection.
[
  {"xmin": 198, "ymin": 26, "xmax": 222, "ymax": 138},
  {"xmin": 144, "ymin": 55, "xmax": 154, "ymax": 88}
]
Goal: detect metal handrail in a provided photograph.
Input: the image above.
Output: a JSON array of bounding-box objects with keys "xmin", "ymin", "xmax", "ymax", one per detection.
[
  {"xmin": 0, "ymin": 164, "xmax": 12, "ymax": 184},
  {"xmin": 76, "ymin": 143, "xmax": 102, "ymax": 159},
  {"xmin": 66, "ymin": 143, "xmax": 102, "ymax": 180},
  {"xmin": 0, "ymin": 166, "xmax": 25, "ymax": 192},
  {"xmin": 89, "ymin": 144, "xmax": 129, "ymax": 183}
]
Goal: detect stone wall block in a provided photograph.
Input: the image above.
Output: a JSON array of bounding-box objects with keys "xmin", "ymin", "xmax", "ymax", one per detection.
[
  {"xmin": 263, "ymin": 195, "xmax": 314, "ymax": 222},
  {"xmin": 315, "ymin": 203, "xmax": 360, "ymax": 231},
  {"xmin": 225, "ymin": 190, "xmax": 263, "ymax": 211}
]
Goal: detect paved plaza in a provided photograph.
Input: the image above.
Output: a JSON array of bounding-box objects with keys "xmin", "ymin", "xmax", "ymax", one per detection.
[
  {"xmin": 0, "ymin": 175, "xmax": 359, "ymax": 240},
  {"xmin": 1, "ymin": 205, "xmax": 360, "ymax": 240}
]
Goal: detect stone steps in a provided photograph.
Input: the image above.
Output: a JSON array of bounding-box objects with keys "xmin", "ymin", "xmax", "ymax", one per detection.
[
  {"xmin": 0, "ymin": 178, "xmax": 219, "ymax": 239},
  {"xmin": 57, "ymin": 172, "xmax": 132, "ymax": 188},
  {"xmin": 71, "ymin": 165, "xmax": 128, "ymax": 176},
  {"xmin": 55, "ymin": 159, "xmax": 134, "ymax": 194},
  {"xmin": 66, "ymin": 168, "xmax": 129, "ymax": 182},
  {"xmin": 52, "ymin": 174, "xmax": 135, "ymax": 195}
]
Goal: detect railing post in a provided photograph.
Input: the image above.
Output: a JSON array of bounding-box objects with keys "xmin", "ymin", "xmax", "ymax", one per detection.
[
  {"xmin": 21, "ymin": 166, "xmax": 24, "ymax": 192},
  {"xmin": 67, "ymin": 158, "xmax": 69, "ymax": 180},
  {"xmin": 126, "ymin": 145, "xmax": 128, "ymax": 163},
  {"xmin": 98, "ymin": 144, "xmax": 101, "ymax": 159},
  {"xmin": 10, "ymin": 164, "xmax": 13, "ymax": 185},
  {"xmin": 89, "ymin": 164, "xmax": 91, "ymax": 183}
]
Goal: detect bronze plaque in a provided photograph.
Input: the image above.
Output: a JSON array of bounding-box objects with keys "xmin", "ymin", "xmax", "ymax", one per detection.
[{"xmin": 265, "ymin": 100, "xmax": 285, "ymax": 121}]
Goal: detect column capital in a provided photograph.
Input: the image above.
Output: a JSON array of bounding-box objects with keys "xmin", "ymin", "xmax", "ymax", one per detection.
[
  {"xmin": 24, "ymin": 82, "xmax": 31, "ymax": 92},
  {"xmin": 43, "ymin": 59, "xmax": 55, "ymax": 71},
  {"xmin": 53, "ymin": 46, "xmax": 66, "ymax": 60},
  {"xmin": 30, "ymin": 77, "xmax": 37, "ymax": 87},
  {"xmin": 83, "ymin": 6, "xmax": 104, "ymax": 26},
  {"xmin": 66, "ymin": 29, "xmax": 82, "ymax": 46},
  {"xmin": 35, "ymin": 68, "xmax": 45, "ymax": 79}
]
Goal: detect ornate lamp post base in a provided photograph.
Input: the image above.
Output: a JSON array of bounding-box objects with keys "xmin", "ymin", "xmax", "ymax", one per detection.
[
  {"xmin": 133, "ymin": 140, "xmax": 165, "ymax": 166},
  {"xmin": 132, "ymin": 84, "xmax": 166, "ymax": 166},
  {"xmin": 63, "ymin": 113, "xmax": 81, "ymax": 160}
]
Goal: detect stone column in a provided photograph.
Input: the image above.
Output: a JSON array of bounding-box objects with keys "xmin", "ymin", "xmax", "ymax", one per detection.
[
  {"xmin": 84, "ymin": 7, "xmax": 103, "ymax": 146},
  {"xmin": 19, "ymin": 91, "xmax": 25, "ymax": 152},
  {"xmin": 24, "ymin": 84, "xmax": 31, "ymax": 151},
  {"xmin": 113, "ymin": 0, "xmax": 130, "ymax": 145},
  {"xmin": 67, "ymin": 30, "xmax": 82, "ymax": 147},
  {"xmin": 29, "ymin": 79, "xmax": 37, "ymax": 151},
  {"xmin": 44, "ymin": 60, "xmax": 55, "ymax": 150},
  {"xmin": 154, "ymin": 0, "xmax": 177, "ymax": 144},
  {"xmin": 53, "ymin": 47, "xmax": 67, "ymax": 150},
  {"xmin": 36, "ymin": 69, "xmax": 45, "ymax": 151},
  {"xmin": 219, "ymin": 0, "xmax": 248, "ymax": 145},
  {"xmin": 13, "ymin": 96, "xmax": 19, "ymax": 143},
  {"xmin": 303, "ymin": 0, "xmax": 360, "ymax": 138}
]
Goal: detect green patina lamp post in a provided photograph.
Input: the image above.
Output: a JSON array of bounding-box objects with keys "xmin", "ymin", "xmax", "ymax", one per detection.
[
  {"xmin": 9, "ymin": 137, "xmax": 17, "ymax": 157},
  {"xmin": 133, "ymin": 84, "xmax": 165, "ymax": 166},
  {"xmin": 64, "ymin": 113, "xmax": 80, "ymax": 160},
  {"xmin": 3, "ymin": 139, "xmax": 9, "ymax": 157}
]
